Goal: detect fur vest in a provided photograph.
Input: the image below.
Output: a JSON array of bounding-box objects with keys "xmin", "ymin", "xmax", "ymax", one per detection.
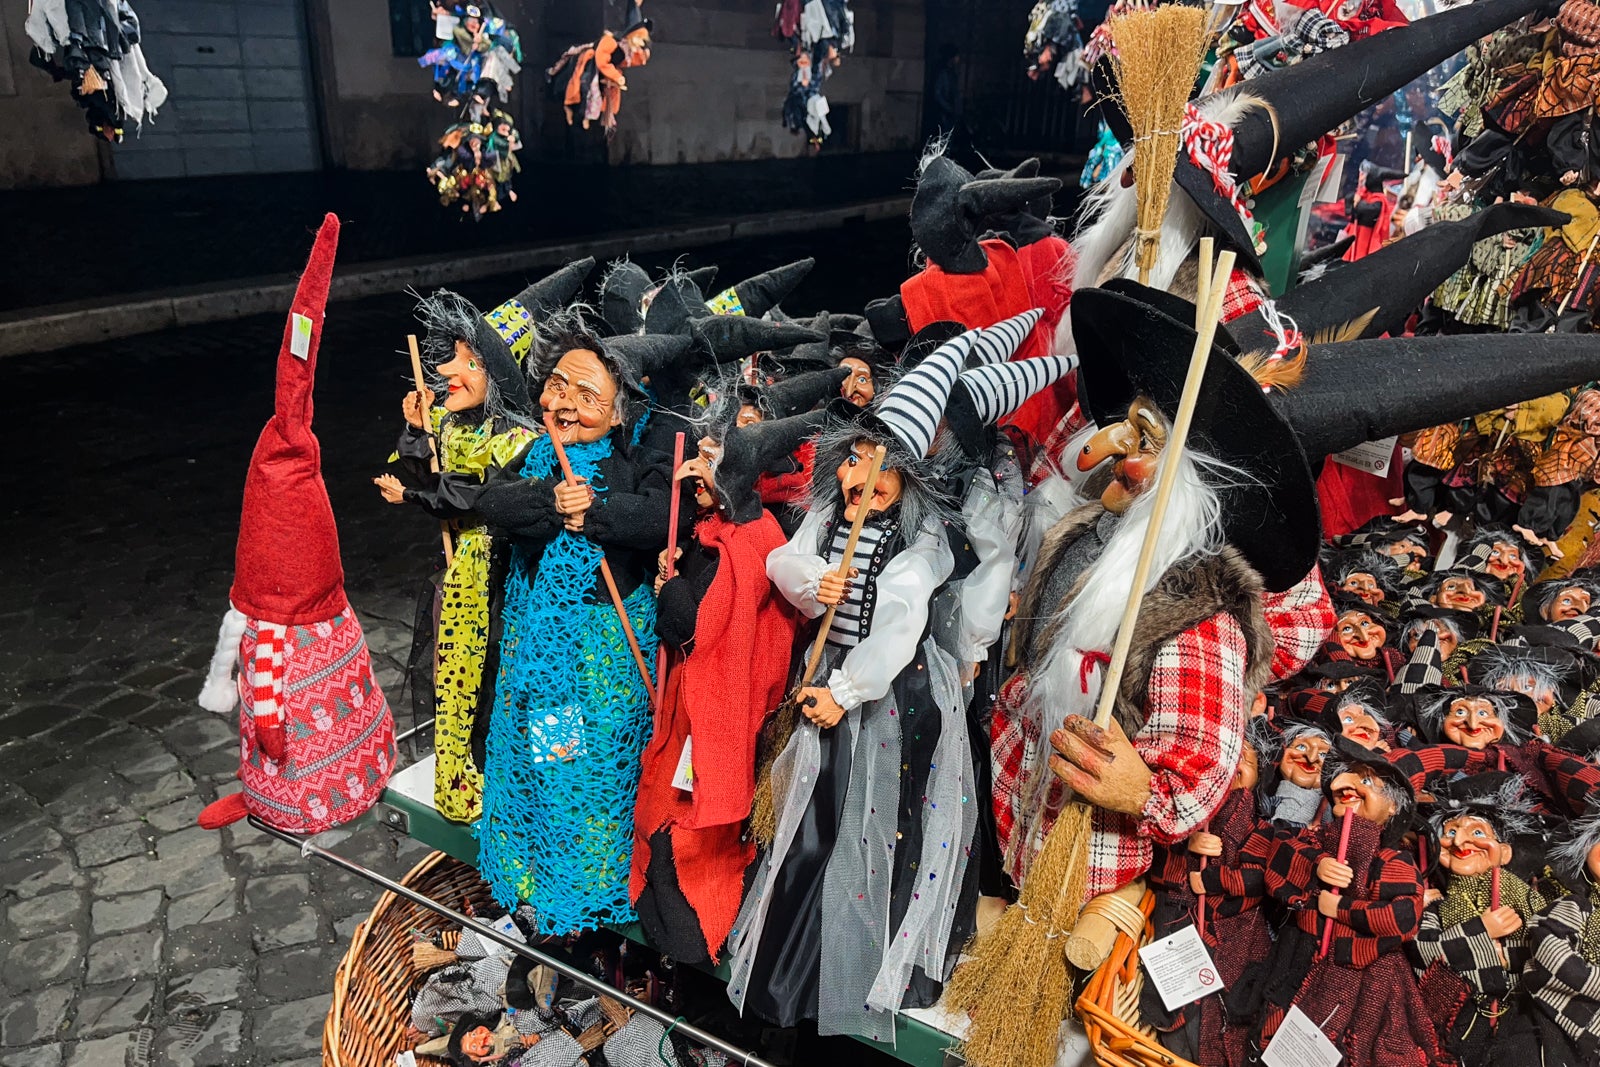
[{"xmin": 1012, "ymin": 502, "xmax": 1275, "ymax": 738}]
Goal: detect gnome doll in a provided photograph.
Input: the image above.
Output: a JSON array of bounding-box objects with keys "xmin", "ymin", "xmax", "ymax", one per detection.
[
  {"xmin": 627, "ymin": 403, "xmax": 808, "ymax": 965},
  {"xmin": 196, "ymin": 214, "xmax": 397, "ymax": 834},
  {"xmin": 1410, "ymin": 773, "xmax": 1545, "ymax": 1067},
  {"xmin": 1248, "ymin": 737, "xmax": 1441, "ymax": 1067},
  {"xmin": 726, "ymin": 329, "xmax": 982, "ymax": 1041}
]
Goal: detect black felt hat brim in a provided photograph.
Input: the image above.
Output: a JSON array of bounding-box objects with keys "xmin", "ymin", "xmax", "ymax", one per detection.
[
  {"xmin": 1325, "ymin": 735, "xmax": 1415, "ymax": 804},
  {"xmin": 1401, "ymin": 604, "xmax": 1482, "ymax": 642},
  {"xmin": 1071, "ymin": 285, "xmax": 1320, "ymax": 592}
]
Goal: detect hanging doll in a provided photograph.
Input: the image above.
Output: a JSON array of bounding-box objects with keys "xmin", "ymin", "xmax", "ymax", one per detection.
[
  {"xmin": 471, "ymin": 320, "xmax": 674, "ymax": 931},
  {"xmin": 1500, "ymin": 800, "xmax": 1600, "ymax": 1066},
  {"xmin": 727, "ymin": 329, "xmax": 978, "ymax": 1041},
  {"xmin": 372, "ymin": 262, "xmax": 592, "ymax": 824},
  {"xmin": 1023, "ymin": 0, "xmax": 1088, "ymax": 94},
  {"xmin": 195, "ymin": 215, "xmax": 397, "ymax": 834},
  {"xmin": 24, "ymin": 0, "xmax": 167, "ymax": 142},
  {"xmin": 628, "ymin": 405, "xmax": 812, "ymax": 965},
  {"xmin": 1342, "ymin": 166, "xmax": 1403, "ymax": 261},
  {"xmin": 1506, "ymin": 189, "xmax": 1600, "ymax": 332},
  {"xmin": 1249, "ymin": 737, "xmax": 1442, "ymax": 1067},
  {"xmin": 1525, "ymin": 388, "xmax": 1600, "ymax": 554},
  {"xmin": 1433, "ymin": 195, "xmax": 1546, "ymax": 329},
  {"xmin": 555, "ymin": 6, "xmax": 652, "ymax": 138},
  {"xmin": 423, "ymin": 4, "xmax": 494, "ymax": 106},
  {"xmin": 487, "ymin": 110, "xmax": 522, "ymax": 205},
  {"xmin": 430, "ymin": 123, "xmax": 502, "ymax": 221},
  {"xmin": 1410, "ymin": 772, "xmax": 1545, "ymax": 1067}
]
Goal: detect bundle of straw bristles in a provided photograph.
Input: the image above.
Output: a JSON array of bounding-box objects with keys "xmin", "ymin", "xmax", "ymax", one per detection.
[{"xmin": 1108, "ymin": 4, "xmax": 1210, "ymax": 284}]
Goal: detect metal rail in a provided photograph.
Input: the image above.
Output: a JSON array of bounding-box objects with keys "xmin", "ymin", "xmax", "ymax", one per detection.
[{"xmin": 248, "ymin": 815, "xmax": 777, "ymax": 1067}]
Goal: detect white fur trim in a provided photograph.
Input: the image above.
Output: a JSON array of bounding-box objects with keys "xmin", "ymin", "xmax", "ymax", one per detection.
[{"xmin": 197, "ymin": 608, "xmax": 247, "ymax": 713}]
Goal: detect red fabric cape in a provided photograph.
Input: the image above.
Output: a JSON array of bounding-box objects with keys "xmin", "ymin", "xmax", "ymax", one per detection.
[
  {"xmin": 629, "ymin": 510, "xmax": 797, "ymax": 958},
  {"xmin": 900, "ymin": 238, "xmax": 1045, "ymax": 355},
  {"xmin": 1342, "ymin": 189, "xmax": 1396, "ymax": 262}
]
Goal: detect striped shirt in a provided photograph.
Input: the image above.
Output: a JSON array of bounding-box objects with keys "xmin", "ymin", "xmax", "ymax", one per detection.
[{"xmin": 825, "ymin": 521, "xmax": 889, "ymax": 649}]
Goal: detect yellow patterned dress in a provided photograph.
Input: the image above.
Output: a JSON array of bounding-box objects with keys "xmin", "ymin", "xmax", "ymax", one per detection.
[{"xmin": 402, "ymin": 410, "xmax": 535, "ymax": 822}]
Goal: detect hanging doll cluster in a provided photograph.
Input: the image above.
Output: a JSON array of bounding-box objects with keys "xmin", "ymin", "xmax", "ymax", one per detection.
[
  {"xmin": 776, "ymin": 0, "xmax": 854, "ymax": 152},
  {"xmin": 24, "ymin": 0, "xmax": 167, "ymax": 143},
  {"xmin": 545, "ymin": 0, "xmax": 655, "ymax": 142},
  {"xmin": 419, "ymin": 3, "xmax": 524, "ymax": 220}
]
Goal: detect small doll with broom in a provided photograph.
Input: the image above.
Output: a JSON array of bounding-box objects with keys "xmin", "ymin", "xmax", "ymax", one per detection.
[
  {"xmin": 725, "ymin": 329, "xmax": 981, "ymax": 1042},
  {"xmin": 627, "ymin": 391, "xmax": 817, "ymax": 966},
  {"xmin": 1409, "ymin": 772, "xmax": 1545, "ymax": 1067},
  {"xmin": 471, "ymin": 317, "xmax": 677, "ymax": 933},
  {"xmin": 1247, "ymin": 737, "xmax": 1443, "ymax": 1067}
]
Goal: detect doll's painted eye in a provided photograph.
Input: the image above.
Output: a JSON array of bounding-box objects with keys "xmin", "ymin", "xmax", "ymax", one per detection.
[{"xmin": 468, "ymin": 359, "xmax": 478, "ymax": 371}]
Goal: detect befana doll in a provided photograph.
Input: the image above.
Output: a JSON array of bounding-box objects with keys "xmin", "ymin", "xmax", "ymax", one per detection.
[
  {"xmin": 1268, "ymin": 722, "xmax": 1335, "ymax": 828},
  {"xmin": 471, "ymin": 317, "xmax": 675, "ymax": 932},
  {"xmin": 1250, "ymin": 737, "xmax": 1441, "ymax": 1067},
  {"xmin": 1411, "ymin": 772, "xmax": 1545, "ymax": 1067},
  {"xmin": 1324, "ymin": 548, "xmax": 1406, "ymax": 618},
  {"xmin": 727, "ymin": 328, "xmax": 977, "ymax": 1041}
]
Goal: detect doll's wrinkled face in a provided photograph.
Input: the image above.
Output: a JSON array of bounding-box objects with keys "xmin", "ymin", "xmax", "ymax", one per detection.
[
  {"xmin": 840, "ymin": 357, "xmax": 876, "ymax": 407},
  {"xmin": 1442, "ymin": 696, "xmax": 1505, "ymax": 749},
  {"xmin": 1485, "ymin": 541, "xmax": 1526, "ymax": 582},
  {"xmin": 1234, "ymin": 744, "xmax": 1259, "ymax": 791},
  {"xmin": 1330, "ymin": 766, "xmax": 1397, "ymax": 825},
  {"xmin": 1433, "ymin": 575, "xmax": 1487, "ymax": 612},
  {"xmin": 736, "ymin": 403, "xmax": 763, "ymax": 427},
  {"xmin": 438, "ymin": 339, "xmax": 489, "ymax": 412},
  {"xmin": 1335, "ymin": 702, "xmax": 1384, "ymax": 748},
  {"xmin": 1078, "ymin": 398, "xmax": 1168, "ymax": 515},
  {"xmin": 1406, "ymin": 620, "xmax": 1460, "ymax": 661},
  {"xmin": 1438, "ymin": 815, "xmax": 1511, "ymax": 878},
  {"xmin": 837, "ymin": 440, "xmax": 903, "ymax": 522},
  {"xmin": 1494, "ymin": 672, "xmax": 1557, "ymax": 714},
  {"xmin": 541, "ymin": 349, "xmax": 621, "ymax": 445},
  {"xmin": 1281, "ymin": 735, "xmax": 1330, "ymax": 789},
  {"xmin": 461, "ymin": 1025, "xmax": 495, "ymax": 1062},
  {"xmin": 1545, "ymin": 586, "xmax": 1592, "ymax": 621},
  {"xmin": 690, "ymin": 436, "xmax": 721, "ymax": 509},
  {"xmin": 1313, "ymin": 675, "xmax": 1358, "ymax": 695},
  {"xmin": 1335, "ymin": 610, "xmax": 1387, "ymax": 661},
  {"xmin": 1340, "ymin": 572, "xmax": 1385, "ymax": 606}
]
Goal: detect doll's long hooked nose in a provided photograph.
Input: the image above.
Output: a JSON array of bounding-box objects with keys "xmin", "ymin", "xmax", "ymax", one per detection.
[{"xmin": 1078, "ymin": 422, "xmax": 1137, "ymax": 472}]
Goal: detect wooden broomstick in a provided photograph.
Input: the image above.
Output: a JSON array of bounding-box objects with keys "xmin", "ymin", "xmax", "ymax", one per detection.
[
  {"xmin": 409, "ymin": 334, "xmax": 456, "ymax": 567},
  {"xmin": 750, "ymin": 443, "xmax": 888, "ymax": 846},
  {"xmin": 949, "ymin": 246, "xmax": 1236, "ymax": 1067},
  {"xmin": 543, "ymin": 413, "xmax": 656, "ymax": 708},
  {"xmin": 1109, "ymin": 5, "xmax": 1211, "ymax": 285},
  {"xmin": 655, "ymin": 431, "xmax": 687, "ymax": 710}
]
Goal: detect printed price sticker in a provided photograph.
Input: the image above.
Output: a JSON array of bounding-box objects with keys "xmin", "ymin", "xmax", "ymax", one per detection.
[
  {"xmin": 1138, "ymin": 923, "xmax": 1223, "ymax": 1011},
  {"xmin": 436, "ymin": 13, "xmax": 459, "ymax": 39},
  {"xmin": 395, "ymin": 1052, "xmax": 418, "ymax": 1067},
  {"xmin": 1263, "ymin": 1004, "xmax": 1343, "ymax": 1067},
  {"xmin": 290, "ymin": 313, "xmax": 313, "ymax": 361},
  {"xmin": 672, "ymin": 737, "xmax": 695, "ymax": 792},
  {"xmin": 1331, "ymin": 435, "xmax": 1398, "ymax": 476}
]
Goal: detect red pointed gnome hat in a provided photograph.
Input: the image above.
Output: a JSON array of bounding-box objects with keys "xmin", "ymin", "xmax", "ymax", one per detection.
[{"xmin": 229, "ymin": 214, "xmax": 345, "ymax": 626}]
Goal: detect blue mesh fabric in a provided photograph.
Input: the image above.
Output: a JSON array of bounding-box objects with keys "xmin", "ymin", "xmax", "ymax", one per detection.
[{"xmin": 478, "ymin": 433, "xmax": 659, "ymax": 931}]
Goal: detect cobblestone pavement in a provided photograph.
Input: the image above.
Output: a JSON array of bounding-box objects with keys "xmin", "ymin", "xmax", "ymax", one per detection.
[{"xmin": 0, "ymin": 223, "xmax": 916, "ymax": 1065}]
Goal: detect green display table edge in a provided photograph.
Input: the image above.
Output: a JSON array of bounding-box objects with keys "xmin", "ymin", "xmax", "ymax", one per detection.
[{"xmin": 374, "ymin": 758, "xmax": 961, "ymax": 1067}]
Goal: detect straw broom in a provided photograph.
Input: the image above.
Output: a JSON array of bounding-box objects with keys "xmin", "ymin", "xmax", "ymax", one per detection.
[
  {"xmin": 1109, "ymin": 5, "xmax": 1211, "ymax": 285},
  {"xmin": 949, "ymin": 245, "xmax": 1235, "ymax": 1067},
  {"xmin": 750, "ymin": 444, "xmax": 888, "ymax": 845}
]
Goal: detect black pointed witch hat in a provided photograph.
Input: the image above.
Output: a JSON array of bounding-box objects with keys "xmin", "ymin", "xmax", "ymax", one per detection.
[
  {"xmin": 684, "ymin": 265, "xmax": 719, "ymax": 295},
  {"xmin": 689, "ymin": 316, "xmax": 825, "ymax": 364},
  {"xmin": 599, "ymin": 260, "xmax": 652, "ymax": 336},
  {"xmin": 515, "ymin": 257, "xmax": 596, "ymax": 320},
  {"xmin": 1099, "ymin": 0, "xmax": 1549, "ymax": 273},
  {"xmin": 1265, "ymin": 333, "xmax": 1600, "ymax": 461},
  {"xmin": 716, "ymin": 258, "xmax": 815, "ymax": 318},
  {"xmin": 604, "ymin": 332, "xmax": 697, "ymax": 384},
  {"xmin": 644, "ymin": 275, "xmax": 711, "ymax": 336},
  {"xmin": 1072, "ymin": 284, "xmax": 1319, "ymax": 591},
  {"xmin": 716, "ymin": 410, "xmax": 829, "ymax": 524},
  {"xmin": 739, "ymin": 366, "xmax": 850, "ymax": 419},
  {"xmin": 911, "ymin": 154, "xmax": 1062, "ymax": 274},
  {"xmin": 1229, "ymin": 202, "xmax": 1570, "ymax": 345}
]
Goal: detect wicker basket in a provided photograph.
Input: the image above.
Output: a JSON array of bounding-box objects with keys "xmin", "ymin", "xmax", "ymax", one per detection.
[
  {"xmin": 324, "ymin": 850, "xmax": 498, "ymax": 1067},
  {"xmin": 1074, "ymin": 890, "xmax": 1200, "ymax": 1067}
]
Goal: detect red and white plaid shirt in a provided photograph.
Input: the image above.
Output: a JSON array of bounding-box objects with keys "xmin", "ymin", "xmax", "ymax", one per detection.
[{"xmin": 992, "ymin": 566, "xmax": 1333, "ymax": 901}]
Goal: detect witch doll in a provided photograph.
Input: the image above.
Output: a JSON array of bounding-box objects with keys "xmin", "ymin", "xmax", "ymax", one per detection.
[
  {"xmin": 726, "ymin": 329, "xmax": 981, "ymax": 1041},
  {"xmin": 628, "ymin": 398, "xmax": 814, "ymax": 965},
  {"xmin": 471, "ymin": 317, "xmax": 676, "ymax": 933}
]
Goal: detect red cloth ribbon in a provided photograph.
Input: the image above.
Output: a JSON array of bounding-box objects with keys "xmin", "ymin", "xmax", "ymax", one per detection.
[
  {"xmin": 1080, "ymin": 650, "xmax": 1112, "ymax": 694},
  {"xmin": 1181, "ymin": 103, "xmax": 1256, "ymax": 236}
]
